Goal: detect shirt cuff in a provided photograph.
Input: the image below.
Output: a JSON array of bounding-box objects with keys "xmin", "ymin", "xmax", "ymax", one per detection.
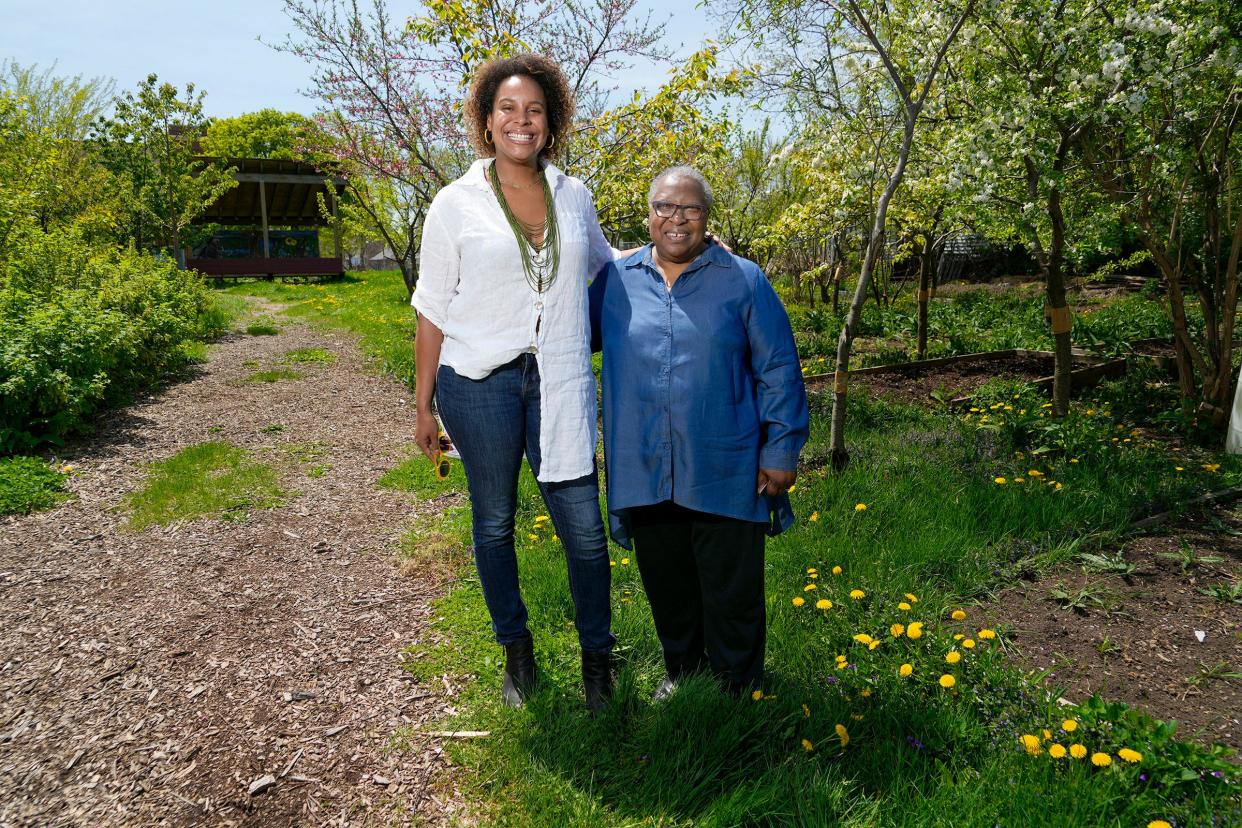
[
  {"xmin": 759, "ymin": 446, "xmax": 800, "ymax": 472},
  {"xmin": 411, "ymin": 292, "xmax": 446, "ymax": 330}
]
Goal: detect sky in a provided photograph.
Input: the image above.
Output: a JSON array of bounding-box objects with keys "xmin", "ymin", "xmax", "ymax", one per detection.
[{"xmin": 0, "ymin": 0, "xmax": 723, "ymax": 119}]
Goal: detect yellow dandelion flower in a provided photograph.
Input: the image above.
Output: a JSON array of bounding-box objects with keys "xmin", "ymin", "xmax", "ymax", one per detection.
[
  {"xmin": 752, "ymin": 689, "xmax": 763, "ymax": 701},
  {"xmin": 890, "ymin": 623, "xmax": 905, "ymax": 637},
  {"xmin": 1069, "ymin": 458, "xmax": 1079, "ymax": 464},
  {"xmin": 1203, "ymin": 463, "xmax": 1220, "ymax": 472},
  {"xmin": 1020, "ymin": 734, "xmax": 1042, "ymax": 755},
  {"xmin": 835, "ymin": 723, "xmax": 849, "ymax": 747},
  {"xmin": 1049, "ymin": 744, "xmax": 1067, "ymax": 759},
  {"xmin": 1118, "ymin": 748, "xmax": 1143, "ymax": 764},
  {"xmin": 1042, "ymin": 729, "xmax": 1053, "ymax": 741},
  {"xmin": 535, "ymin": 514, "xmax": 550, "ymax": 522},
  {"xmin": 907, "ymin": 622, "xmax": 924, "ymax": 639},
  {"xmin": 807, "ymin": 567, "xmax": 818, "ymax": 574},
  {"xmin": 995, "ymin": 477, "xmax": 1008, "ymax": 485},
  {"xmin": 868, "ymin": 640, "xmax": 880, "ymax": 650},
  {"xmin": 905, "ymin": 593, "xmax": 918, "ymax": 603},
  {"xmin": 1054, "ymin": 482, "xmax": 1063, "ymax": 491},
  {"xmin": 953, "ymin": 634, "xmax": 964, "ymax": 641},
  {"xmin": 804, "ymin": 583, "xmax": 817, "ymax": 592},
  {"xmin": 978, "ymin": 629, "xmax": 996, "ymax": 640},
  {"xmin": 854, "ymin": 503, "xmax": 867, "ymax": 512},
  {"xmin": 853, "ymin": 633, "xmax": 874, "ymax": 645},
  {"xmin": 788, "ymin": 484, "xmax": 796, "ymax": 493},
  {"xmin": 792, "ymin": 597, "xmax": 806, "ymax": 607},
  {"xmin": 946, "ymin": 651, "xmax": 962, "ymax": 664},
  {"xmin": 801, "ymin": 738, "xmax": 814, "ymax": 752},
  {"xmin": 898, "ymin": 601, "xmax": 912, "ymax": 611},
  {"xmin": 1028, "ymin": 469, "xmax": 1043, "ymax": 477},
  {"xmin": 609, "ymin": 560, "xmax": 616, "ymax": 567},
  {"xmin": 951, "ymin": 609, "xmax": 967, "ymax": 621},
  {"xmin": 899, "ymin": 663, "xmax": 913, "ymax": 677},
  {"xmin": 809, "ymin": 572, "xmax": 819, "ymax": 580},
  {"xmin": 1148, "ymin": 821, "xmax": 1173, "ymax": 828},
  {"xmin": 861, "ymin": 689, "xmax": 871, "ymax": 698},
  {"xmin": 1061, "ymin": 719, "xmax": 1077, "ymax": 733},
  {"xmin": 849, "ymin": 589, "xmax": 865, "ymax": 600},
  {"xmin": 621, "ymin": 557, "xmax": 630, "ymax": 565},
  {"xmin": 1091, "ymin": 752, "xmax": 1112, "ymax": 767},
  {"xmin": 816, "ymin": 598, "xmax": 832, "ymax": 610},
  {"xmin": 1070, "ymin": 744, "xmax": 1087, "ymax": 759},
  {"xmin": 1014, "ymin": 476, "xmax": 1026, "ymax": 483},
  {"xmin": 527, "ymin": 533, "xmax": 538, "ymax": 540},
  {"xmin": 851, "ymin": 712, "xmax": 864, "ymax": 720},
  {"xmin": 802, "ymin": 703, "xmax": 811, "ymax": 718},
  {"xmin": 962, "ymin": 639, "xmax": 976, "ymax": 649},
  {"xmin": 810, "ymin": 511, "xmax": 819, "ymax": 522},
  {"xmin": 939, "ymin": 674, "xmax": 956, "ymax": 689}
]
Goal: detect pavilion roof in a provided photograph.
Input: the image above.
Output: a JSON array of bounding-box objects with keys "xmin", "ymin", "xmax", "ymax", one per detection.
[{"xmin": 193, "ymin": 157, "xmax": 347, "ymax": 227}]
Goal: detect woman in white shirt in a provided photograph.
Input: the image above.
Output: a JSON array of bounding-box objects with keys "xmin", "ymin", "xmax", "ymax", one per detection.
[{"xmin": 411, "ymin": 54, "xmax": 618, "ymax": 713}]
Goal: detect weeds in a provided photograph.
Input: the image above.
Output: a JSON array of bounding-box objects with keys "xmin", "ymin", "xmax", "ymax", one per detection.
[
  {"xmin": 124, "ymin": 442, "xmax": 284, "ymax": 530},
  {"xmin": 1158, "ymin": 539, "xmax": 1224, "ymax": 575}
]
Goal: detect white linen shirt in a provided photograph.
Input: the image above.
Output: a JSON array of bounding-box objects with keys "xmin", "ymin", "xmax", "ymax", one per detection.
[{"xmin": 411, "ymin": 158, "xmax": 617, "ymax": 483}]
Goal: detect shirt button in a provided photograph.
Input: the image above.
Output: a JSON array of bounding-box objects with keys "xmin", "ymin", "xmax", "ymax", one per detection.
[{"xmin": 535, "ymin": 301, "xmax": 544, "ymax": 310}]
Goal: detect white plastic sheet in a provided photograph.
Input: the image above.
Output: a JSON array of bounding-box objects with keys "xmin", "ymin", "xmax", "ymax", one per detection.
[{"xmin": 1227, "ymin": 360, "xmax": 1242, "ymax": 453}]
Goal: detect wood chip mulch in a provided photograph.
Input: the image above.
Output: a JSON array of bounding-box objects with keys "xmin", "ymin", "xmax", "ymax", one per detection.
[{"xmin": 0, "ymin": 300, "xmax": 468, "ymax": 826}]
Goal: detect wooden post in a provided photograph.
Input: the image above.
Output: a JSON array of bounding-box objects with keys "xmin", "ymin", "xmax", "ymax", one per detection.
[{"xmin": 258, "ymin": 179, "xmax": 271, "ymax": 277}]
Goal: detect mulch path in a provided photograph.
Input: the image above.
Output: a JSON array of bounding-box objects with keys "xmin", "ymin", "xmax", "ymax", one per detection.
[
  {"xmin": 982, "ymin": 507, "xmax": 1242, "ymax": 755},
  {"xmin": 0, "ymin": 300, "xmax": 467, "ymax": 826}
]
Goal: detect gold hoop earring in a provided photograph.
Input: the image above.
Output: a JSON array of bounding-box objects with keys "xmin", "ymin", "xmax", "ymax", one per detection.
[
  {"xmin": 485, "ymin": 129, "xmax": 493, "ymax": 145},
  {"xmin": 546, "ymin": 133, "xmax": 555, "ymax": 148}
]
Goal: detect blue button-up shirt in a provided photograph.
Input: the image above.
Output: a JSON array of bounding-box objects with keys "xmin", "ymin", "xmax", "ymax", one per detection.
[{"xmin": 589, "ymin": 242, "xmax": 809, "ymax": 549}]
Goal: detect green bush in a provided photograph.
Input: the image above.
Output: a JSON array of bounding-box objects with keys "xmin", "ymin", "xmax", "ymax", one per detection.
[
  {"xmin": 0, "ymin": 229, "xmax": 229, "ymax": 453},
  {"xmin": 0, "ymin": 455, "xmax": 67, "ymax": 514}
]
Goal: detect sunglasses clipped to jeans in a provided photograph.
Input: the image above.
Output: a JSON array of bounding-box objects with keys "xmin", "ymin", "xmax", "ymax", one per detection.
[{"xmin": 433, "ymin": 431, "xmax": 453, "ymax": 480}]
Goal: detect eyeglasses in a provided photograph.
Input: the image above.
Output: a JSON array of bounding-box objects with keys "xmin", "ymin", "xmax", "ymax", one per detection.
[
  {"xmin": 433, "ymin": 432, "xmax": 452, "ymax": 480},
  {"xmin": 651, "ymin": 201, "xmax": 706, "ymax": 221}
]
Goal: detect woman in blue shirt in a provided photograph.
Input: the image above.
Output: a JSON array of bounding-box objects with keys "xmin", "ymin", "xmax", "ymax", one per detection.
[{"xmin": 589, "ymin": 166, "xmax": 809, "ymax": 696}]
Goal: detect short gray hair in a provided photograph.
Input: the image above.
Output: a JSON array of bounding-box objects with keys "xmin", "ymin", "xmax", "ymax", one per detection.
[{"xmin": 648, "ymin": 165, "xmax": 713, "ymax": 212}]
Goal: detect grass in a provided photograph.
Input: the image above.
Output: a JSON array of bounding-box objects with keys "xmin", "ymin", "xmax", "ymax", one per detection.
[
  {"xmin": 0, "ymin": 456, "xmax": 69, "ymax": 515},
  {"xmin": 224, "ymin": 271, "xmax": 1242, "ymax": 826},
  {"xmin": 244, "ymin": 368, "xmax": 303, "ymax": 384},
  {"xmin": 280, "ymin": 347, "xmax": 337, "ymax": 365},
  {"xmin": 246, "ymin": 321, "xmax": 280, "ymax": 336},
  {"xmin": 124, "ymin": 441, "xmax": 285, "ymax": 530}
]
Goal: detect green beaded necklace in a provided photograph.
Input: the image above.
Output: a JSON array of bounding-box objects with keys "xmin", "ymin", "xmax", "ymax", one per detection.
[{"xmin": 488, "ymin": 160, "xmax": 560, "ymax": 294}]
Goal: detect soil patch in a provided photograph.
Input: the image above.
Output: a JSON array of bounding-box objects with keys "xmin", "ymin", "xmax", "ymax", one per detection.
[
  {"xmin": 847, "ymin": 354, "xmax": 1055, "ymax": 406},
  {"xmin": 0, "ymin": 299, "xmax": 466, "ymax": 826},
  {"xmin": 981, "ymin": 506, "xmax": 1242, "ymax": 756}
]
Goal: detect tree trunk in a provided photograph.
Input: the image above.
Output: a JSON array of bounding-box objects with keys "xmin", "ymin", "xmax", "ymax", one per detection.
[
  {"xmin": 916, "ymin": 237, "xmax": 934, "ymax": 359},
  {"xmin": 1024, "ymin": 154, "xmax": 1072, "ymax": 416}
]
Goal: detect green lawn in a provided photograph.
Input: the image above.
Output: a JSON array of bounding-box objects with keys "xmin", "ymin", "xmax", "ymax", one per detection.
[{"xmin": 227, "ymin": 271, "xmax": 1242, "ymax": 827}]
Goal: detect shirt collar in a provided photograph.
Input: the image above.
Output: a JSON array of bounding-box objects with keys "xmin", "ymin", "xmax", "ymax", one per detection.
[
  {"xmin": 627, "ymin": 240, "xmax": 733, "ymax": 276},
  {"xmin": 463, "ymin": 157, "xmax": 568, "ymax": 192}
]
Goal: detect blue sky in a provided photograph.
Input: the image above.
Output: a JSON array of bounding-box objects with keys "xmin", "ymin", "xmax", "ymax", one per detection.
[{"xmin": 1, "ymin": 0, "xmax": 721, "ymax": 118}]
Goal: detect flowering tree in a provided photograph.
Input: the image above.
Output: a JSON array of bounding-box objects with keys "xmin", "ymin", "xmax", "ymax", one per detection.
[
  {"xmin": 738, "ymin": 0, "xmax": 976, "ymax": 468},
  {"xmin": 276, "ymin": 0, "xmax": 668, "ymax": 297}
]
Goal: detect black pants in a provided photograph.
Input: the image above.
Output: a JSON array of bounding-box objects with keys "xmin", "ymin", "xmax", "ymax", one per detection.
[{"xmin": 629, "ymin": 501, "xmax": 767, "ymax": 694}]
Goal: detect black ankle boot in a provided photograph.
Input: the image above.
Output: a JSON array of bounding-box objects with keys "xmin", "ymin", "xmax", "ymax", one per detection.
[
  {"xmin": 501, "ymin": 637, "xmax": 537, "ymax": 708},
  {"xmin": 581, "ymin": 649, "xmax": 613, "ymax": 714}
]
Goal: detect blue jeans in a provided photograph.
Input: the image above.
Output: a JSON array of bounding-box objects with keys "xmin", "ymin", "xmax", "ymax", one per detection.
[{"xmin": 436, "ymin": 353, "xmax": 614, "ymax": 653}]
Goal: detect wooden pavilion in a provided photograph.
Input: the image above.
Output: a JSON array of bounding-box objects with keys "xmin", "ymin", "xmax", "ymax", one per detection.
[{"xmin": 188, "ymin": 157, "xmax": 347, "ymax": 279}]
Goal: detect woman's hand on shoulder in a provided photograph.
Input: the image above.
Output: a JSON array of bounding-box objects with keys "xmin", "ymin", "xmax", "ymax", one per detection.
[{"xmin": 757, "ymin": 468, "xmax": 796, "ymax": 496}]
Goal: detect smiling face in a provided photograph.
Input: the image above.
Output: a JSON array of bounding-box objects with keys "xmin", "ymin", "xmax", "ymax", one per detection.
[
  {"xmin": 486, "ymin": 75, "xmax": 549, "ymax": 166},
  {"xmin": 648, "ymin": 175, "xmax": 709, "ymax": 264}
]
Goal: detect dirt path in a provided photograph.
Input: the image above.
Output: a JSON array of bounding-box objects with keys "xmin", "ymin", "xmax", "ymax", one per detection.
[{"xmin": 0, "ymin": 301, "xmax": 464, "ymax": 826}]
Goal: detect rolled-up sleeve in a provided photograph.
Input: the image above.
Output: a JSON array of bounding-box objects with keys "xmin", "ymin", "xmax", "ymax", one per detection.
[
  {"xmin": 584, "ymin": 190, "xmax": 621, "ymax": 283},
  {"xmin": 410, "ymin": 198, "xmax": 458, "ymax": 329},
  {"xmin": 747, "ymin": 269, "xmax": 809, "ymax": 472}
]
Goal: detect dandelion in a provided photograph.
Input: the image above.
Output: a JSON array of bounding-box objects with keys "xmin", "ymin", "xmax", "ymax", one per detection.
[
  {"xmin": 995, "ymin": 477, "xmax": 1008, "ymax": 485},
  {"xmin": 832, "ymin": 565, "xmax": 843, "ymax": 575},
  {"xmin": 939, "ymin": 674, "xmax": 956, "ymax": 689},
  {"xmin": 868, "ymin": 640, "xmax": 880, "ymax": 650},
  {"xmin": 898, "ymin": 601, "xmax": 912, "ymax": 611},
  {"xmin": 1061, "ymin": 719, "xmax": 1077, "ymax": 733},
  {"xmin": 1118, "ymin": 748, "xmax": 1143, "ymax": 763},
  {"xmin": 962, "ymin": 639, "xmax": 976, "ymax": 649},
  {"xmin": 816, "ymin": 598, "xmax": 832, "ymax": 610},
  {"xmin": 802, "ymin": 738, "xmax": 814, "ymax": 752},
  {"xmin": 609, "ymin": 560, "xmax": 616, "ymax": 567},
  {"xmin": 978, "ymin": 629, "xmax": 996, "ymax": 639},
  {"xmin": 752, "ymin": 689, "xmax": 763, "ymax": 701},
  {"xmin": 621, "ymin": 557, "xmax": 630, "ymax": 565},
  {"xmin": 1020, "ymin": 734, "xmax": 1042, "ymax": 755},
  {"xmin": 905, "ymin": 593, "xmax": 918, "ymax": 603},
  {"xmin": 810, "ymin": 511, "xmax": 819, "ymax": 522},
  {"xmin": 802, "ymin": 703, "xmax": 811, "ymax": 718},
  {"xmin": 527, "ymin": 533, "xmax": 538, "ymax": 540},
  {"xmin": 850, "ymin": 589, "xmax": 865, "ymax": 600},
  {"xmin": 854, "ymin": 503, "xmax": 867, "ymax": 512},
  {"xmin": 1028, "ymin": 469, "xmax": 1043, "ymax": 478},
  {"xmin": 1175, "ymin": 466, "xmax": 1184, "ymax": 472},
  {"xmin": 1049, "ymin": 744, "xmax": 1067, "ymax": 758},
  {"xmin": 951, "ymin": 609, "xmax": 967, "ymax": 621},
  {"xmin": 890, "ymin": 623, "xmax": 905, "ymax": 637},
  {"xmin": 1042, "ymin": 729, "xmax": 1053, "ymax": 741},
  {"xmin": 792, "ymin": 597, "xmax": 806, "ymax": 607},
  {"xmin": 788, "ymin": 484, "xmax": 796, "ymax": 493},
  {"xmin": 1091, "ymin": 752, "xmax": 1112, "ymax": 767},
  {"xmin": 835, "ymin": 723, "xmax": 849, "ymax": 747},
  {"xmin": 899, "ymin": 663, "xmax": 913, "ymax": 677},
  {"xmin": 853, "ymin": 633, "xmax": 875, "ymax": 646},
  {"xmin": 1070, "ymin": 744, "xmax": 1087, "ymax": 759},
  {"xmin": 807, "ymin": 567, "xmax": 818, "ymax": 574},
  {"xmin": 1148, "ymin": 822, "xmax": 1173, "ymax": 828},
  {"xmin": 804, "ymin": 583, "xmax": 817, "ymax": 592},
  {"xmin": 535, "ymin": 514, "xmax": 550, "ymax": 522},
  {"xmin": 946, "ymin": 651, "xmax": 961, "ymax": 664},
  {"xmin": 1203, "ymin": 463, "xmax": 1220, "ymax": 472},
  {"xmin": 1014, "ymin": 477, "xmax": 1025, "ymax": 483},
  {"xmin": 1069, "ymin": 458, "xmax": 1079, "ymax": 464},
  {"xmin": 953, "ymin": 633, "xmax": 964, "ymax": 640},
  {"xmin": 907, "ymin": 622, "xmax": 924, "ymax": 639}
]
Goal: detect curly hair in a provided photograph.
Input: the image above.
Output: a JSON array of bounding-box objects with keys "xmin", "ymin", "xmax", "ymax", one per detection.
[{"xmin": 463, "ymin": 54, "xmax": 574, "ymax": 162}]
